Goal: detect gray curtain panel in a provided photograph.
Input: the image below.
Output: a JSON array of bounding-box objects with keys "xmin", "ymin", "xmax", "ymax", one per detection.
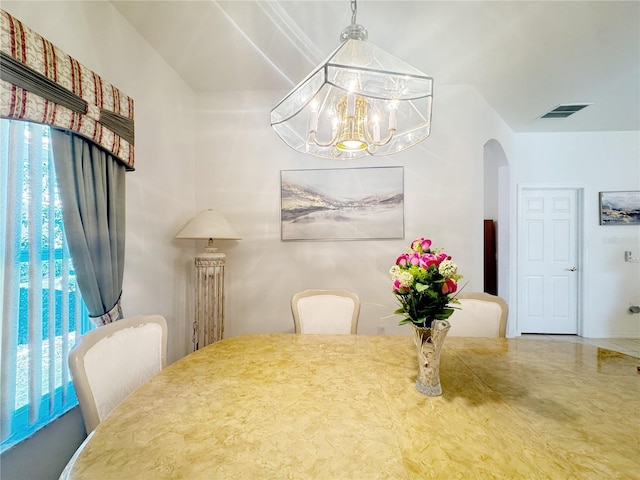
[{"xmin": 51, "ymin": 129, "xmax": 126, "ymax": 325}]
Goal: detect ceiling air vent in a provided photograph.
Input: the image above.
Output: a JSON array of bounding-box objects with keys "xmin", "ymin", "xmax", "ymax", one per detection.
[{"xmin": 540, "ymin": 103, "xmax": 592, "ymax": 119}]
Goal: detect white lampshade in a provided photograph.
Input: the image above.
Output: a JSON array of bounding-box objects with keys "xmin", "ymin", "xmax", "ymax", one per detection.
[{"xmin": 175, "ymin": 209, "xmax": 241, "ymax": 240}]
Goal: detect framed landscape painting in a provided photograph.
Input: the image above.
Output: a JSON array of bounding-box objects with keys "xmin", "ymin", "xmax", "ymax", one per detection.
[
  {"xmin": 599, "ymin": 191, "xmax": 640, "ymax": 225},
  {"xmin": 280, "ymin": 166, "xmax": 404, "ymax": 241}
]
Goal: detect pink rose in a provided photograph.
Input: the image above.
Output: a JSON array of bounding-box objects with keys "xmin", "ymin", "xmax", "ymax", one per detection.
[
  {"xmin": 435, "ymin": 252, "xmax": 450, "ymax": 265},
  {"xmin": 396, "ymin": 253, "xmax": 408, "ymax": 266},
  {"xmin": 411, "ymin": 237, "xmax": 432, "ymax": 252},
  {"xmin": 408, "ymin": 252, "xmax": 422, "ymax": 266},
  {"xmin": 393, "ymin": 279, "xmax": 408, "ymax": 293},
  {"xmin": 420, "ymin": 254, "xmax": 437, "ymax": 269}
]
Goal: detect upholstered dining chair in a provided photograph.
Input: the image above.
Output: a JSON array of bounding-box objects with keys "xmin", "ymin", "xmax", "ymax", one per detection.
[
  {"xmin": 447, "ymin": 292, "xmax": 508, "ymax": 337},
  {"xmin": 68, "ymin": 314, "xmax": 168, "ymax": 434},
  {"xmin": 291, "ymin": 289, "xmax": 360, "ymax": 334}
]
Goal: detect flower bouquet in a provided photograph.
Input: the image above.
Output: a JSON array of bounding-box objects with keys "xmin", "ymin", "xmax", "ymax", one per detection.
[{"xmin": 389, "ymin": 237, "xmax": 462, "ymax": 328}]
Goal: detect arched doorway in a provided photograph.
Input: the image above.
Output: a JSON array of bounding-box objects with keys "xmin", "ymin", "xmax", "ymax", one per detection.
[{"xmin": 483, "ymin": 139, "xmax": 510, "ymax": 323}]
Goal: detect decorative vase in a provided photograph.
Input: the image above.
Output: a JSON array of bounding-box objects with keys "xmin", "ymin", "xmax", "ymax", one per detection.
[{"xmin": 410, "ymin": 319, "xmax": 451, "ymax": 396}]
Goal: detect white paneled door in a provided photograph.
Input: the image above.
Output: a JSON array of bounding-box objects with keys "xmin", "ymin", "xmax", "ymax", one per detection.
[{"xmin": 518, "ymin": 188, "xmax": 580, "ymax": 333}]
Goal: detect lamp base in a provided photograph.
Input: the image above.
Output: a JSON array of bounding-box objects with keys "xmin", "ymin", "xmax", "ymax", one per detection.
[{"xmin": 193, "ymin": 249, "xmax": 226, "ymax": 350}]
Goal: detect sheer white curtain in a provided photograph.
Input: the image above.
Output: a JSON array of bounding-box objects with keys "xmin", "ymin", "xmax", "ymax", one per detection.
[{"xmin": 0, "ymin": 119, "xmax": 91, "ymax": 451}]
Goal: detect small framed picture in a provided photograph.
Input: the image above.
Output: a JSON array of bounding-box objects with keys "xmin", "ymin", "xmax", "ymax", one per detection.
[{"xmin": 599, "ymin": 191, "xmax": 640, "ymax": 225}]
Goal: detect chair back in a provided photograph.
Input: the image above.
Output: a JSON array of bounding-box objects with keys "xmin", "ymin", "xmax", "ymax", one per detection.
[
  {"xmin": 291, "ymin": 289, "xmax": 360, "ymax": 334},
  {"xmin": 448, "ymin": 292, "xmax": 508, "ymax": 337},
  {"xmin": 68, "ymin": 314, "xmax": 168, "ymax": 434}
]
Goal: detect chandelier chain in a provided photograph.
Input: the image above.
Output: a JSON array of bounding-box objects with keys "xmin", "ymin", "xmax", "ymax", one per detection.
[{"xmin": 351, "ymin": 0, "xmax": 357, "ymax": 25}]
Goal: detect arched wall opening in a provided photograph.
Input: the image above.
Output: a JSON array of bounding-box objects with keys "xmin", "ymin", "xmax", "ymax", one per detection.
[{"xmin": 483, "ymin": 139, "xmax": 510, "ymax": 329}]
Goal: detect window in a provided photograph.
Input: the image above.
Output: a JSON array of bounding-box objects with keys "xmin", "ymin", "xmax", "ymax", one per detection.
[{"xmin": 1, "ymin": 119, "xmax": 93, "ymax": 452}]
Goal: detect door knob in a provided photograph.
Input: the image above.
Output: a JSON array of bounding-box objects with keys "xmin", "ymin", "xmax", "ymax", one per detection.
[{"xmin": 566, "ymin": 267, "xmax": 577, "ymax": 271}]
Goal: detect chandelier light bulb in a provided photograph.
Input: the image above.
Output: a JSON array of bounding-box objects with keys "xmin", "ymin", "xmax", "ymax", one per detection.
[{"xmin": 372, "ymin": 115, "xmax": 380, "ymax": 142}]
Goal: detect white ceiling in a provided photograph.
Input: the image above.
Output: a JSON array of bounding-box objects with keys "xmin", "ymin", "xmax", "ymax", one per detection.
[{"xmin": 111, "ymin": 0, "xmax": 640, "ymax": 133}]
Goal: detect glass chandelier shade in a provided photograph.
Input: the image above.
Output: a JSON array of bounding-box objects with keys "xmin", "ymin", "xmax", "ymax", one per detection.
[{"xmin": 271, "ymin": 25, "xmax": 433, "ymax": 160}]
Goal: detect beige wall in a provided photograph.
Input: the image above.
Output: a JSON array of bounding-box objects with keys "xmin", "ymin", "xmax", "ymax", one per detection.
[{"xmin": 194, "ymin": 86, "xmax": 514, "ymax": 337}]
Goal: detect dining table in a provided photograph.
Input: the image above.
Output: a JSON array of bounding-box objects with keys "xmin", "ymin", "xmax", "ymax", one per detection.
[{"xmin": 64, "ymin": 333, "xmax": 639, "ymax": 479}]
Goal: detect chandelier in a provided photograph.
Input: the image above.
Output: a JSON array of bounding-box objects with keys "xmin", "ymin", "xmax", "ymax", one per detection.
[{"xmin": 270, "ymin": 0, "xmax": 433, "ymax": 160}]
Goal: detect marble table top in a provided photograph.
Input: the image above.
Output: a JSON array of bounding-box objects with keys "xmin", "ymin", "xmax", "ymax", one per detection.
[{"xmin": 65, "ymin": 334, "xmax": 639, "ymax": 479}]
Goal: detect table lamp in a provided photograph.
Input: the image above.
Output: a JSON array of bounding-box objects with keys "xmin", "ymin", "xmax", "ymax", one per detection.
[{"xmin": 175, "ymin": 209, "xmax": 240, "ymax": 350}]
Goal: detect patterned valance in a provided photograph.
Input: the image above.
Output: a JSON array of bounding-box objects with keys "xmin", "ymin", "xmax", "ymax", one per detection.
[{"xmin": 0, "ymin": 9, "xmax": 135, "ymax": 170}]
